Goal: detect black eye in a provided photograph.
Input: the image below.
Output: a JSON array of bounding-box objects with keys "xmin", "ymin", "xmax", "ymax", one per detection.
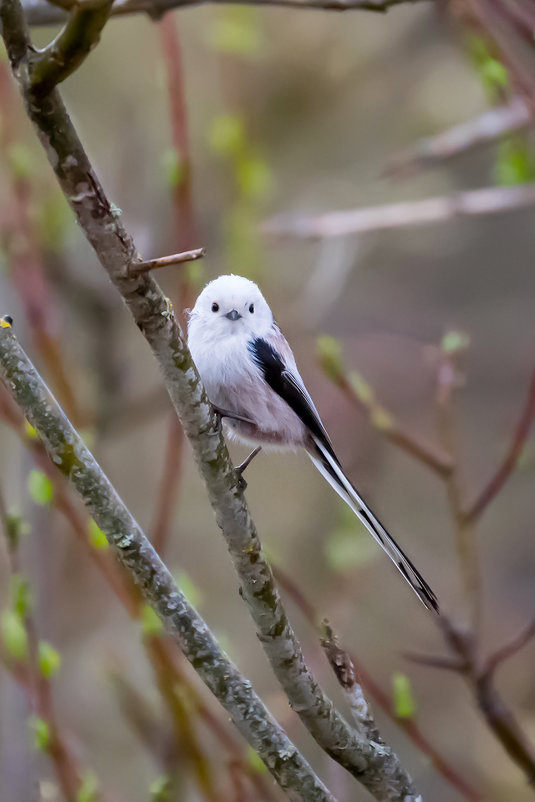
[
  {"xmin": 249, "ymin": 304, "xmax": 254, "ymax": 314},
  {"xmin": 211, "ymin": 302, "xmax": 219, "ymax": 313}
]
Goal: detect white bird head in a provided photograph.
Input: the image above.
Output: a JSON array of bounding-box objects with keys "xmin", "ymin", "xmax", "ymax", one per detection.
[{"xmin": 189, "ymin": 274, "xmax": 274, "ymax": 341}]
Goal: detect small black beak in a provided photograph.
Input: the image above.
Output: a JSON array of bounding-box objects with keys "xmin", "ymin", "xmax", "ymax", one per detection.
[{"xmin": 225, "ymin": 309, "xmax": 242, "ymax": 321}]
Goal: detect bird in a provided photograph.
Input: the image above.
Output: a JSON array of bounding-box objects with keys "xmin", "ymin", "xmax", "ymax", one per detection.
[{"xmin": 187, "ymin": 274, "xmax": 438, "ymax": 613}]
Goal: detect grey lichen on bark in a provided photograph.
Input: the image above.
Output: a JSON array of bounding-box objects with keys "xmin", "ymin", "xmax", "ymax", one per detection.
[
  {"xmin": 0, "ymin": 320, "xmax": 337, "ymax": 802},
  {"xmin": 0, "ymin": 3, "xmax": 420, "ymax": 799}
]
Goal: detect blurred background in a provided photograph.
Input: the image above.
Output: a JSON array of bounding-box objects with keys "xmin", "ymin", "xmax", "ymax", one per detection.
[{"xmin": 1, "ymin": 3, "xmax": 535, "ymax": 801}]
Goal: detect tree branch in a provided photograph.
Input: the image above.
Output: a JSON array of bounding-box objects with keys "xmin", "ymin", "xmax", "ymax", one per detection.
[
  {"xmin": 321, "ymin": 622, "xmax": 382, "ymax": 743},
  {"xmin": 29, "ymin": 0, "xmax": 113, "ymax": 95},
  {"xmin": 264, "ymin": 183, "xmax": 535, "ymax": 240},
  {"xmin": 0, "ymin": 321, "xmax": 337, "ymax": 802},
  {"xmin": 384, "ymin": 97, "xmax": 530, "ymax": 178},
  {"xmin": 4, "ymin": 0, "xmax": 430, "ymax": 31},
  {"xmin": 129, "ymin": 248, "xmax": 205, "ymax": 277},
  {"xmin": 485, "ymin": 617, "xmax": 535, "ymax": 678},
  {"xmin": 1, "ymin": 6, "xmax": 420, "ymax": 799},
  {"xmin": 437, "ymin": 615, "xmax": 535, "ymax": 785}
]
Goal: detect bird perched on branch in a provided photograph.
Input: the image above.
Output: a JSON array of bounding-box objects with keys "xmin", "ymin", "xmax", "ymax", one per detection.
[{"xmin": 188, "ymin": 274, "xmax": 438, "ymax": 613}]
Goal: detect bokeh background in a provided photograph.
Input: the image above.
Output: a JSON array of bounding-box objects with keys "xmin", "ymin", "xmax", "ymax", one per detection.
[{"xmin": 1, "ymin": 4, "xmax": 535, "ymax": 801}]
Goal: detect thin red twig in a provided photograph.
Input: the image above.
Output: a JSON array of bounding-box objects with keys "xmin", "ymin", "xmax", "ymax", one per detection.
[
  {"xmin": 464, "ymin": 362, "xmax": 535, "ymax": 523},
  {"xmin": 148, "ymin": 16, "xmax": 200, "ymax": 557}
]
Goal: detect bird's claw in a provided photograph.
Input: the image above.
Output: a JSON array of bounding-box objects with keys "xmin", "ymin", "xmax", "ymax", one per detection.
[
  {"xmin": 212, "ymin": 405, "xmax": 255, "ymax": 431},
  {"xmin": 234, "ymin": 446, "xmax": 262, "ymax": 491}
]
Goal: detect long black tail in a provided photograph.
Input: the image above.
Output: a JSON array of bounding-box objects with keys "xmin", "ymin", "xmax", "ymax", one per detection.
[{"xmin": 309, "ymin": 438, "xmax": 439, "ymax": 613}]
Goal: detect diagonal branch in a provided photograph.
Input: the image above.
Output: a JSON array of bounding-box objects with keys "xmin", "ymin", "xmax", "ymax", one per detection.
[
  {"xmin": 0, "ymin": 321, "xmax": 336, "ymax": 802},
  {"xmin": 264, "ymin": 183, "xmax": 535, "ymax": 240},
  {"xmin": 384, "ymin": 97, "xmax": 530, "ymax": 178},
  {"xmin": 1, "ymin": 6, "xmax": 420, "ymax": 799},
  {"xmin": 30, "ymin": 0, "xmax": 113, "ymax": 95},
  {"xmin": 321, "ymin": 622, "xmax": 383, "ymax": 745},
  {"xmin": 437, "ymin": 614, "xmax": 535, "ymax": 785},
  {"xmin": 485, "ymin": 617, "xmax": 535, "ymax": 678}
]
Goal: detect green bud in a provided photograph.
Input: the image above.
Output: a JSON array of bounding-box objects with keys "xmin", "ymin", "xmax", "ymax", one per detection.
[
  {"xmin": 140, "ymin": 604, "xmax": 163, "ymax": 636},
  {"xmin": 10, "ymin": 574, "xmax": 32, "ymax": 618},
  {"xmin": 76, "ymin": 771, "xmax": 99, "ymax": 802},
  {"xmin": 1, "ymin": 609, "xmax": 28, "ymax": 661},
  {"xmin": 441, "ymin": 331, "xmax": 470, "ymax": 355},
  {"xmin": 317, "ymin": 336, "xmax": 344, "ymax": 382},
  {"xmin": 246, "ymin": 745, "xmax": 267, "ymax": 774},
  {"xmin": 348, "ymin": 371, "xmax": 374, "ymax": 405},
  {"xmin": 38, "ymin": 641, "xmax": 61, "ymax": 679},
  {"xmin": 87, "ymin": 519, "xmax": 109, "ymax": 551},
  {"xmin": 392, "ymin": 672, "xmax": 416, "ymax": 719},
  {"xmin": 28, "ymin": 715, "xmax": 51, "ymax": 751},
  {"xmin": 28, "ymin": 470, "xmax": 54, "ymax": 506},
  {"xmin": 149, "ymin": 775, "xmax": 172, "ymax": 801},
  {"xmin": 208, "ymin": 114, "xmax": 245, "ymax": 157}
]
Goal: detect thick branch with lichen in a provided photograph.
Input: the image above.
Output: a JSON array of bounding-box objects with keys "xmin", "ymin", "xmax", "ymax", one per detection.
[
  {"xmin": 0, "ymin": 320, "xmax": 336, "ymax": 802},
  {"xmin": 0, "ymin": 4, "xmax": 419, "ymax": 799}
]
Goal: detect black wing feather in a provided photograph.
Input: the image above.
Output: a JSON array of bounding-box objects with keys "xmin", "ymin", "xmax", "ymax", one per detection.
[{"xmin": 248, "ymin": 337, "xmax": 336, "ymax": 456}]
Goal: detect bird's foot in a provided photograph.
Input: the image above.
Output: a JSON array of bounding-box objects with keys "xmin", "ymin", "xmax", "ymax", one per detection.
[
  {"xmin": 212, "ymin": 405, "xmax": 255, "ymax": 432},
  {"xmin": 234, "ymin": 446, "xmax": 262, "ymax": 490}
]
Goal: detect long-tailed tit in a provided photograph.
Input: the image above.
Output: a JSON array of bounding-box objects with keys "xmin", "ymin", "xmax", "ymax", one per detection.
[{"xmin": 188, "ymin": 274, "xmax": 438, "ymax": 613}]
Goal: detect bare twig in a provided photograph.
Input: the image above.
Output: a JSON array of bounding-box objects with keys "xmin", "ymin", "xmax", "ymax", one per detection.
[
  {"xmin": 435, "ymin": 351, "xmax": 481, "ymax": 631},
  {"xmin": 7, "ymin": 0, "xmax": 431, "ymax": 31},
  {"xmin": 264, "ymin": 183, "xmax": 535, "ymax": 240},
  {"xmin": 150, "ymin": 415, "xmax": 185, "ymax": 553},
  {"xmin": 0, "ymin": 323, "xmax": 338, "ymax": 802},
  {"xmin": 148, "ymin": 16, "xmax": 200, "ymax": 557},
  {"xmin": 437, "ymin": 615, "xmax": 535, "ymax": 785},
  {"xmin": 321, "ymin": 622, "xmax": 381, "ymax": 744},
  {"xmin": 485, "ymin": 617, "xmax": 535, "ymax": 678},
  {"xmin": 0, "ymin": 59, "xmax": 85, "ymax": 427},
  {"xmin": 463, "ymin": 362, "xmax": 535, "ymax": 524},
  {"xmin": 384, "ymin": 97, "xmax": 530, "ymax": 177},
  {"xmin": 404, "ymin": 652, "xmax": 467, "ymax": 672},
  {"xmin": 336, "ymin": 374, "xmax": 454, "ymax": 478},
  {"xmin": 129, "ymin": 248, "xmax": 205, "ymax": 276}
]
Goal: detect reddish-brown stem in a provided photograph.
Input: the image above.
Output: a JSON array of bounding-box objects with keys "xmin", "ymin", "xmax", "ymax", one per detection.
[
  {"xmin": 148, "ymin": 16, "xmax": 200, "ymax": 558},
  {"xmin": 435, "ymin": 354, "xmax": 481, "ymax": 631},
  {"xmin": 438, "ymin": 615, "xmax": 535, "ymax": 785},
  {"xmin": 485, "ymin": 617, "xmax": 535, "ymax": 678},
  {"xmin": 150, "ymin": 414, "xmax": 185, "ymax": 554},
  {"xmin": 146, "ymin": 635, "xmax": 222, "ymax": 802},
  {"xmin": 0, "ymin": 60, "xmax": 83, "ymax": 427},
  {"xmin": 464, "ymin": 363, "xmax": 535, "ymax": 524}
]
